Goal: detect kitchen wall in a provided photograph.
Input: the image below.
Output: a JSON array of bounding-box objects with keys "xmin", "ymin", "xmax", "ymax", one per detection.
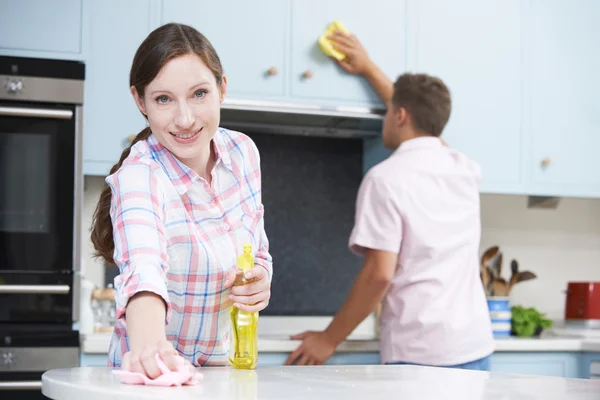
[
  {"xmin": 81, "ymin": 175, "xmax": 600, "ymax": 321},
  {"xmin": 480, "ymin": 194, "xmax": 600, "ymax": 320}
]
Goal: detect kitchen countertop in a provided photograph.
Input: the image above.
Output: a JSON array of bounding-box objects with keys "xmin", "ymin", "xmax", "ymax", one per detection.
[
  {"xmin": 42, "ymin": 364, "xmax": 600, "ymax": 400},
  {"xmin": 81, "ymin": 332, "xmax": 600, "ymax": 354}
]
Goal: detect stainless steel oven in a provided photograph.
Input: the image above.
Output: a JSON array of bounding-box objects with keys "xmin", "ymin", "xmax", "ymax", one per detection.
[{"xmin": 0, "ymin": 56, "xmax": 83, "ymax": 399}]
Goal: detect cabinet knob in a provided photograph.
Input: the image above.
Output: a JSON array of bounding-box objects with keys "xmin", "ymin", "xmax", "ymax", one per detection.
[
  {"xmin": 127, "ymin": 134, "xmax": 136, "ymax": 144},
  {"xmin": 302, "ymin": 70, "xmax": 313, "ymax": 79},
  {"xmin": 266, "ymin": 66, "xmax": 278, "ymax": 76},
  {"xmin": 541, "ymin": 158, "xmax": 552, "ymax": 168}
]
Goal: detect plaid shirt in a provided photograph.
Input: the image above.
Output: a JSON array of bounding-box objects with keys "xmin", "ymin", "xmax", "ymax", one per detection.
[{"xmin": 105, "ymin": 128, "xmax": 272, "ymax": 367}]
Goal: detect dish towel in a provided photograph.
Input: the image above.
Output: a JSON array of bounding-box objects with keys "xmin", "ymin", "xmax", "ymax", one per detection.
[{"xmin": 112, "ymin": 353, "xmax": 202, "ymax": 386}]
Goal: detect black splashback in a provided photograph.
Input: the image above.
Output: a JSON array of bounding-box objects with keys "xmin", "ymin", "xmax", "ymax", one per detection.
[{"xmin": 247, "ymin": 132, "xmax": 364, "ymax": 316}]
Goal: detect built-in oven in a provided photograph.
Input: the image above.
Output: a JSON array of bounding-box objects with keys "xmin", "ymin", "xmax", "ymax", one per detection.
[{"xmin": 0, "ymin": 55, "xmax": 83, "ymax": 399}]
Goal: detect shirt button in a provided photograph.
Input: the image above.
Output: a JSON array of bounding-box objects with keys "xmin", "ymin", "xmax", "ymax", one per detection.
[{"xmin": 222, "ymin": 224, "xmax": 230, "ymax": 232}]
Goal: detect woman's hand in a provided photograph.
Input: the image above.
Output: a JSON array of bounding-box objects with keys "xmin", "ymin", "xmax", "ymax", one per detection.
[
  {"xmin": 227, "ymin": 266, "xmax": 271, "ymax": 313},
  {"xmin": 121, "ymin": 339, "xmax": 195, "ymax": 379}
]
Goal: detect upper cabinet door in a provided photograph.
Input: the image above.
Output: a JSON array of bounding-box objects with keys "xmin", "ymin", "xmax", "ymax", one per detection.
[
  {"xmin": 290, "ymin": 0, "xmax": 407, "ymax": 108},
  {"xmin": 161, "ymin": 0, "xmax": 288, "ymax": 99},
  {"xmin": 0, "ymin": 0, "xmax": 82, "ymax": 54},
  {"xmin": 83, "ymin": 0, "xmax": 153, "ymax": 175},
  {"xmin": 412, "ymin": 0, "xmax": 524, "ymax": 193},
  {"xmin": 529, "ymin": 0, "xmax": 600, "ymax": 197}
]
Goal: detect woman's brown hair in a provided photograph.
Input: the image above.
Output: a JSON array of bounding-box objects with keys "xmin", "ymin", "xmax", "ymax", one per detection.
[{"xmin": 90, "ymin": 23, "xmax": 224, "ymax": 264}]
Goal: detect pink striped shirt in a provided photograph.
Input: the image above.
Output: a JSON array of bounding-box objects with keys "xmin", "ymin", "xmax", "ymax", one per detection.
[
  {"xmin": 349, "ymin": 137, "xmax": 494, "ymax": 366},
  {"xmin": 105, "ymin": 128, "xmax": 272, "ymax": 367}
]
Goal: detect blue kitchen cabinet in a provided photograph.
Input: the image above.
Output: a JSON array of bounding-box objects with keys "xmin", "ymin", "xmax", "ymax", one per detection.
[
  {"xmin": 161, "ymin": 0, "xmax": 288, "ymax": 99},
  {"xmin": 0, "ymin": 0, "xmax": 84, "ymax": 59},
  {"xmin": 490, "ymin": 352, "xmax": 581, "ymax": 378},
  {"xmin": 258, "ymin": 352, "xmax": 380, "ymax": 367},
  {"xmin": 289, "ymin": 0, "xmax": 406, "ymax": 108},
  {"xmin": 82, "ymin": 0, "xmax": 158, "ymax": 175},
  {"xmin": 578, "ymin": 353, "xmax": 600, "ymax": 380},
  {"xmin": 409, "ymin": 0, "xmax": 525, "ymax": 194},
  {"xmin": 527, "ymin": 0, "xmax": 600, "ymax": 198},
  {"xmin": 80, "ymin": 353, "xmax": 109, "ymax": 367}
]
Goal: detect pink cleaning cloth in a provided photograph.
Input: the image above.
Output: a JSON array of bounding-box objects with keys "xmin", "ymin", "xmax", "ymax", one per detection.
[{"xmin": 112, "ymin": 353, "xmax": 202, "ymax": 386}]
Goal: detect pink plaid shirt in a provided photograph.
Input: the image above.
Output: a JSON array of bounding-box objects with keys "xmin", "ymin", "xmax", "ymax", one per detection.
[{"xmin": 105, "ymin": 128, "xmax": 272, "ymax": 367}]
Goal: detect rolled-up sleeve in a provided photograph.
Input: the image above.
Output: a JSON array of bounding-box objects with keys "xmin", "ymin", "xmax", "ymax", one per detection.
[
  {"xmin": 349, "ymin": 173, "xmax": 403, "ymax": 256},
  {"xmin": 106, "ymin": 163, "xmax": 171, "ymax": 324}
]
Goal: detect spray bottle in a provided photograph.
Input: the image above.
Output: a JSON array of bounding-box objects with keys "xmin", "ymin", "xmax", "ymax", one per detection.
[{"xmin": 229, "ymin": 244, "xmax": 259, "ymax": 369}]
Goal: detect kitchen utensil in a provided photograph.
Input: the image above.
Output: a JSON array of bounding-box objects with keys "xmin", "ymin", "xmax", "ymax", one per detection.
[
  {"xmin": 492, "ymin": 278, "xmax": 510, "ymax": 297},
  {"xmin": 508, "ymin": 259, "xmax": 537, "ymax": 293},
  {"xmin": 479, "ymin": 247, "xmax": 537, "ymax": 296},
  {"xmin": 480, "ymin": 246, "xmax": 499, "ymax": 296},
  {"xmin": 490, "ymin": 252, "xmax": 503, "ymax": 280}
]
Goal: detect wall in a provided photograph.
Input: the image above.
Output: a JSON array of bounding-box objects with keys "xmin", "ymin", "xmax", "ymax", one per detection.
[
  {"xmin": 81, "ymin": 176, "xmax": 600, "ymax": 321},
  {"xmin": 81, "ymin": 175, "xmax": 106, "ymax": 287},
  {"xmin": 480, "ymin": 194, "xmax": 600, "ymax": 320}
]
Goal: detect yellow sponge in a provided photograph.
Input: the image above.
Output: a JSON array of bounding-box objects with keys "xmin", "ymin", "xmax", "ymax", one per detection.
[{"xmin": 318, "ymin": 21, "xmax": 350, "ymax": 61}]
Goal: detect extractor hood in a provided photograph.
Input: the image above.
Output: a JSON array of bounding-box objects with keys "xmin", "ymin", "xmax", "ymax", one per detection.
[{"xmin": 220, "ymin": 98, "xmax": 384, "ymax": 139}]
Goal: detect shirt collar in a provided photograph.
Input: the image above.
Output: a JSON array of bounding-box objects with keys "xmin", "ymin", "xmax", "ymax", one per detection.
[
  {"xmin": 146, "ymin": 129, "xmax": 232, "ymax": 195},
  {"xmin": 392, "ymin": 136, "xmax": 443, "ymax": 156}
]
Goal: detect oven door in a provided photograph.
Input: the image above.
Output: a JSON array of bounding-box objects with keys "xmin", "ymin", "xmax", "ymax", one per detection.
[
  {"xmin": 0, "ymin": 271, "xmax": 73, "ymax": 325},
  {"xmin": 0, "ymin": 101, "xmax": 76, "ymax": 274},
  {"xmin": 0, "ymin": 330, "xmax": 79, "ymax": 400}
]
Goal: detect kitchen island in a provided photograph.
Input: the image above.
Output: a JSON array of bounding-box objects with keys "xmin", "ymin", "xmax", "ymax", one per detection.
[{"xmin": 42, "ymin": 364, "xmax": 600, "ymax": 400}]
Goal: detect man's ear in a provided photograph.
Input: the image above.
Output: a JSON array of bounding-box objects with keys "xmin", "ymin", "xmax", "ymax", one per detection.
[
  {"xmin": 219, "ymin": 75, "xmax": 228, "ymax": 103},
  {"xmin": 395, "ymin": 107, "xmax": 409, "ymax": 128},
  {"xmin": 130, "ymin": 86, "xmax": 147, "ymax": 115}
]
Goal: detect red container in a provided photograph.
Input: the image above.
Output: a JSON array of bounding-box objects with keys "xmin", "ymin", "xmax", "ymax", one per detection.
[{"xmin": 565, "ymin": 282, "xmax": 600, "ymax": 320}]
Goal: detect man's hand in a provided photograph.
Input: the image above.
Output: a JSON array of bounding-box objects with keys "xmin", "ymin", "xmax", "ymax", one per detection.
[
  {"xmin": 285, "ymin": 331, "xmax": 337, "ymax": 366},
  {"xmin": 327, "ymin": 31, "xmax": 394, "ymax": 104},
  {"xmin": 328, "ymin": 30, "xmax": 374, "ymax": 76}
]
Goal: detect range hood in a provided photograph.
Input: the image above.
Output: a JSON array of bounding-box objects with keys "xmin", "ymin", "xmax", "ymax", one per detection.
[{"xmin": 220, "ymin": 98, "xmax": 384, "ymax": 139}]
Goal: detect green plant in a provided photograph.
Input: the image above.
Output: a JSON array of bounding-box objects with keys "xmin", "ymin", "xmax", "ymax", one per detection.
[{"xmin": 511, "ymin": 306, "xmax": 553, "ymax": 337}]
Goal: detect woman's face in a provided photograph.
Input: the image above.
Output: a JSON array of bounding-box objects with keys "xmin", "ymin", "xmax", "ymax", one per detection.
[{"xmin": 132, "ymin": 53, "xmax": 226, "ymax": 165}]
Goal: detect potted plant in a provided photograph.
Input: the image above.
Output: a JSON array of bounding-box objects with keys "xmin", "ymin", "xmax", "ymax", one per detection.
[{"xmin": 511, "ymin": 306, "xmax": 553, "ymax": 337}]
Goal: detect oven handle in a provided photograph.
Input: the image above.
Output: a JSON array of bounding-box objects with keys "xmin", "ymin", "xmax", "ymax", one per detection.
[
  {"xmin": 0, "ymin": 381, "xmax": 42, "ymax": 390},
  {"xmin": 0, "ymin": 284, "xmax": 70, "ymax": 294},
  {"xmin": 0, "ymin": 106, "xmax": 73, "ymax": 119}
]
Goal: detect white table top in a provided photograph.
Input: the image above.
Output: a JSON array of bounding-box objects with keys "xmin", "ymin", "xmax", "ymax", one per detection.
[{"xmin": 42, "ymin": 365, "xmax": 600, "ymax": 400}]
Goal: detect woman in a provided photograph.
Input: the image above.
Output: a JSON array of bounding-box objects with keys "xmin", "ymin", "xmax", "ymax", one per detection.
[{"xmin": 90, "ymin": 23, "xmax": 273, "ymax": 378}]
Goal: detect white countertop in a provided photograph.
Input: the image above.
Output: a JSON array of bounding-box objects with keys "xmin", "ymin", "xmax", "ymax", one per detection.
[
  {"xmin": 80, "ymin": 332, "xmax": 600, "ymax": 354},
  {"xmin": 42, "ymin": 364, "xmax": 600, "ymax": 400}
]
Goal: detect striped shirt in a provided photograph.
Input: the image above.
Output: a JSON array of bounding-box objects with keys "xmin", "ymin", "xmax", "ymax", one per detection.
[{"xmin": 105, "ymin": 128, "xmax": 272, "ymax": 367}]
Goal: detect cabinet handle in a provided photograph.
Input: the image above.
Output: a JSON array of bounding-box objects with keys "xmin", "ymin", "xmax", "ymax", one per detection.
[
  {"xmin": 0, "ymin": 284, "xmax": 70, "ymax": 294},
  {"xmin": 302, "ymin": 70, "xmax": 313, "ymax": 79},
  {"xmin": 0, "ymin": 106, "xmax": 73, "ymax": 120},
  {"xmin": 0, "ymin": 381, "xmax": 42, "ymax": 390},
  {"xmin": 266, "ymin": 66, "xmax": 278, "ymax": 76},
  {"xmin": 541, "ymin": 158, "xmax": 552, "ymax": 168}
]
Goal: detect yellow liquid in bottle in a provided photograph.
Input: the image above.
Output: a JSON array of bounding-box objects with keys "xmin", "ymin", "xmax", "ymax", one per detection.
[
  {"xmin": 229, "ymin": 244, "xmax": 259, "ymax": 370},
  {"xmin": 229, "ymin": 306, "xmax": 258, "ymax": 370}
]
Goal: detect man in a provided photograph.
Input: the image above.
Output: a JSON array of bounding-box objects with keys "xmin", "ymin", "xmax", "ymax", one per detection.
[{"xmin": 285, "ymin": 31, "xmax": 494, "ymax": 370}]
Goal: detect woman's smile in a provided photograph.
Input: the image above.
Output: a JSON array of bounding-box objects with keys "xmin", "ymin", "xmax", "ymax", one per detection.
[{"xmin": 170, "ymin": 127, "xmax": 202, "ymax": 144}]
